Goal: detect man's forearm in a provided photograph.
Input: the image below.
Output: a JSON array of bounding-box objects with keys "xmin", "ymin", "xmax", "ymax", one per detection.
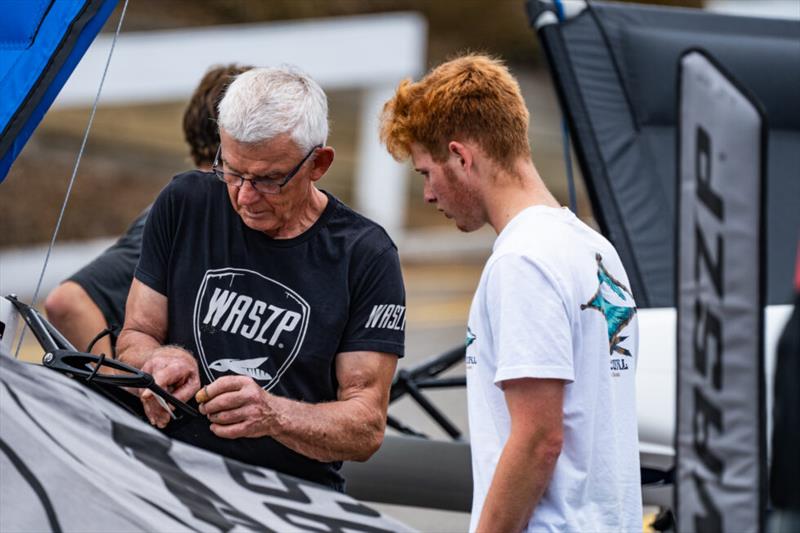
[
  {"xmin": 116, "ymin": 328, "xmax": 162, "ymax": 368},
  {"xmin": 476, "ymin": 433, "xmax": 561, "ymax": 533},
  {"xmin": 206, "ymin": 386, "xmax": 386, "ymax": 463},
  {"xmin": 204, "ymin": 351, "xmax": 395, "ymax": 463},
  {"xmin": 271, "ymin": 395, "xmax": 385, "ymax": 462}
]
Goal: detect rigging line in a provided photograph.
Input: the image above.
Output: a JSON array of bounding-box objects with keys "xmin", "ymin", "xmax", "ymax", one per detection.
[
  {"xmin": 552, "ymin": 0, "xmax": 578, "ymax": 215},
  {"xmin": 562, "ymin": 119, "xmax": 577, "ymax": 215},
  {"xmin": 15, "ymin": 0, "xmax": 131, "ymax": 359}
]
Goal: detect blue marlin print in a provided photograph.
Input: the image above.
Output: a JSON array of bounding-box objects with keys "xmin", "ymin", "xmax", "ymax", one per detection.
[{"xmin": 580, "ymin": 253, "xmax": 637, "ymax": 356}]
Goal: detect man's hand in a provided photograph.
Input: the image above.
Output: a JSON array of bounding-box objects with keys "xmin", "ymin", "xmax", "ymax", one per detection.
[
  {"xmin": 193, "ymin": 351, "xmax": 396, "ymax": 462},
  {"xmin": 139, "ymin": 346, "xmax": 200, "ymax": 428},
  {"xmin": 197, "ymin": 376, "xmax": 280, "ymax": 439},
  {"xmin": 118, "ymin": 279, "xmax": 200, "ymax": 428}
]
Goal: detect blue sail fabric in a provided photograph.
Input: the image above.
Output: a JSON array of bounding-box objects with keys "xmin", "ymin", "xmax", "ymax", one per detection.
[{"xmin": 0, "ymin": 0, "xmax": 118, "ymax": 182}]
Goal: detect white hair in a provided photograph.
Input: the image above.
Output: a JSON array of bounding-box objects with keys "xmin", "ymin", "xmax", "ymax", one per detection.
[{"xmin": 217, "ymin": 66, "xmax": 328, "ymax": 150}]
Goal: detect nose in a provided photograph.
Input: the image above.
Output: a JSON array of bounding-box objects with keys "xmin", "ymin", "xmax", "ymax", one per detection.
[
  {"xmin": 236, "ymin": 180, "xmax": 261, "ymax": 205},
  {"xmin": 423, "ymin": 179, "xmax": 436, "ymax": 204}
]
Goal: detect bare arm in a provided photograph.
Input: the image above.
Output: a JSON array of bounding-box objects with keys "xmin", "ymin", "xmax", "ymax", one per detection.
[
  {"xmin": 117, "ymin": 279, "xmax": 167, "ymax": 366},
  {"xmin": 476, "ymin": 378, "xmax": 565, "ymax": 533},
  {"xmin": 117, "ymin": 278, "xmax": 200, "ymax": 427},
  {"xmin": 45, "ymin": 281, "xmax": 112, "ymax": 355},
  {"xmin": 198, "ymin": 350, "xmax": 398, "ymax": 462}
]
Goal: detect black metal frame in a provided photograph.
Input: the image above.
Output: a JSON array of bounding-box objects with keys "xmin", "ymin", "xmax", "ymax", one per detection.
[
  {"xmin": 387, "ymin": 345, "xmax": 466, "ymax": 441},
  {"xmin": 7, "ymin": 295, "xmax": 199, "ymax": 419}
]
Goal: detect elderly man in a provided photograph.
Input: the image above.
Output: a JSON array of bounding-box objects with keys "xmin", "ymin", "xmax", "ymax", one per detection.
[
  {"xmin": 380, "ymin": 54, "xmax": 641, "ymax": 532},
  {"xmin": 117, "ymin": 66, "xmax": 405, "ymax": 491}
]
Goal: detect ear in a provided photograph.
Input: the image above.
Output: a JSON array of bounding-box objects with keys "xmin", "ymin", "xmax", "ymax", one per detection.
[
  {"xmin": 309, "ymin": 146, "xmax": 335, "ymax": 182},
  {"xmin": 447, "ymin": 141, "xmax": 473, "ymax": 174}
]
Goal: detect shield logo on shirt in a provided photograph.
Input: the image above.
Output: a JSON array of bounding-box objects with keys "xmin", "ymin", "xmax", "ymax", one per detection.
[{"xmin": 193, "ymin": 267, "xmax": 310, "ymax": 390}]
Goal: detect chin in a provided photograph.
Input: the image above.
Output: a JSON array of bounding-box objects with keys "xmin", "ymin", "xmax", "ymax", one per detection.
[
  {"xmin": 241, "ymin": 215, "xmax": 274, "ymax": 233},
  {"xmin": 455, "ymin": 220, "xmax": 482, "ymax": 233}
]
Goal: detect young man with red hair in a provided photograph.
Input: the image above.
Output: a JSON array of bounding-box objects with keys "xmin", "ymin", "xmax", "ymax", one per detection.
[{"xmin": 381, "ymin": 54, "xmax": 642, "ymax": 532}]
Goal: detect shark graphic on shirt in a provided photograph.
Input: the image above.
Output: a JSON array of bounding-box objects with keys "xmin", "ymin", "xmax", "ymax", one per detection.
[
  {"xmin": 208, "ymin": 357, "xmax": 273, "ymax": 381},
  {"xmin": 465, "ymin": 326, "xmax": 477, "ymax": 348},
  {"xmin": 580, "ymin": 253, "xmax": 637, "ymax": 356}
]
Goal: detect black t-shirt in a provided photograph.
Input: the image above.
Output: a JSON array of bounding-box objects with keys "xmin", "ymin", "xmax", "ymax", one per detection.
[
  {"xmin": 68, "ymin": 206, "xmax": 151, "ymax": 333},
  {"xmin": 135, "ymin": 171, "xmax": 405, "ymax": 491}
]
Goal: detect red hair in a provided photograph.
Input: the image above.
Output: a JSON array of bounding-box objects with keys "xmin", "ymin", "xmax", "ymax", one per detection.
[{"xmin": 380, "ymin": 54, "xmax": 530, "ymax": 170}]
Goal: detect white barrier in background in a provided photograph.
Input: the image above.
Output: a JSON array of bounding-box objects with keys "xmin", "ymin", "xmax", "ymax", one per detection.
[
  {"xmin": 55, "ymin": 13, "xmax": 428, "ymax": 238},
  {"xmin": 0, "ymin": 239, "xmax": 115, "ymax": 303}
]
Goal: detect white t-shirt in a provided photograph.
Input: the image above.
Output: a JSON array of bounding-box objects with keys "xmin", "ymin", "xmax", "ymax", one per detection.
[{"xmin": 466, "ymin": 206, "xmax": 642, "ymax": 532}]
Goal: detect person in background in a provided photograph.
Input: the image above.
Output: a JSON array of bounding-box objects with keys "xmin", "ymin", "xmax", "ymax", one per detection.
[
  {"xmin": 769, "ymin": 243, "xmax": 800, "ymax": 533},
  {"xmin": 380, "ymin": 54, "xmax": 642, "ymax": 532},
  {"xmin": 116, "ymin": 66, "xmax": 405, "ymax": 491},
  {"xmin": 45, "ymin": 64, "xmax": 252, "ymax": 356}
]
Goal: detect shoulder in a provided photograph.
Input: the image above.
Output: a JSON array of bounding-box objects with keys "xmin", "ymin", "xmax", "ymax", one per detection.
[
  {"xmin": 325, "ymin": 193, "xmax": 397, "ymax": 258},
  {"xmin": 485, "ymin": 250, "xmax": 561, "ymax": 295},
  {"xmin": 162, "ymin": 170, "xmax": 219, "ymax": 198},
  {"xmin": 495, "ymin": 207, "xmax": 611, "ymax": 271},
  {"xmin": 152, "ymin": 171, "xmax": 225, "ymax": 213},
  {"xmin": 490, "ymin": 208, "xmax": 633, "ymax": 306},
  {"xmin": 487, "ymin": 210, "xmax": 586, "ymax": 294}
]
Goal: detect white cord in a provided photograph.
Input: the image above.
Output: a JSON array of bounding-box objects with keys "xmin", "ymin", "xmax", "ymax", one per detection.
[{"xmin": 15, "ymin": 0, "xmax": 130, "ymax": 358}]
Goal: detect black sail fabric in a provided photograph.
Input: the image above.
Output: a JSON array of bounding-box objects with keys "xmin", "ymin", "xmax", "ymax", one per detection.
[
  {"xmin": 0, "ymin": 353, "xmax": 412, "ymax": 532},
  {"xmin": 528, "ymin": 0, "xmax": 800, "ymax": 307}
]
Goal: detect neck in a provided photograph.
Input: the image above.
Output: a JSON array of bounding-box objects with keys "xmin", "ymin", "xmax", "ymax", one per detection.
[
  {"xmin": 481, "ymin": 159, "xmax": 560, "ymax": 234},
  {"xmin": 269, "ymin": 186, "xmax": 328, "ymax": 239}
]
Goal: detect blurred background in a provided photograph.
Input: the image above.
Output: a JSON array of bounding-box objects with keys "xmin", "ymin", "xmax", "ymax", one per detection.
[
  {"xmin": 1, "ymin": 0, "xmax": 794, "ymax": 530},
  {"xmin": 3, "ymin": 0, "xmax": 717, "ymax": 250}
]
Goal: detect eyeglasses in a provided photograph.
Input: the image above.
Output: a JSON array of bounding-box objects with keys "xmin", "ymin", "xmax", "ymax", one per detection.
[{"xmin": 212, "ymin": 144, "xmax": 322, "ymax": 194}]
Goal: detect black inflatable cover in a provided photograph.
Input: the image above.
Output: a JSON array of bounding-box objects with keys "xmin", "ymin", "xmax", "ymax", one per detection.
[{"xmin": 529, "ymin": 0, "xmax": 800, "ymax": 307}]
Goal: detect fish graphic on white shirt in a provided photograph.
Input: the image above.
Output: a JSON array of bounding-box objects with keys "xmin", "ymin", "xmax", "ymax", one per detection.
[{"xmin": 209, "ymin": 357, "xmax": 272, "ymax": 381}]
